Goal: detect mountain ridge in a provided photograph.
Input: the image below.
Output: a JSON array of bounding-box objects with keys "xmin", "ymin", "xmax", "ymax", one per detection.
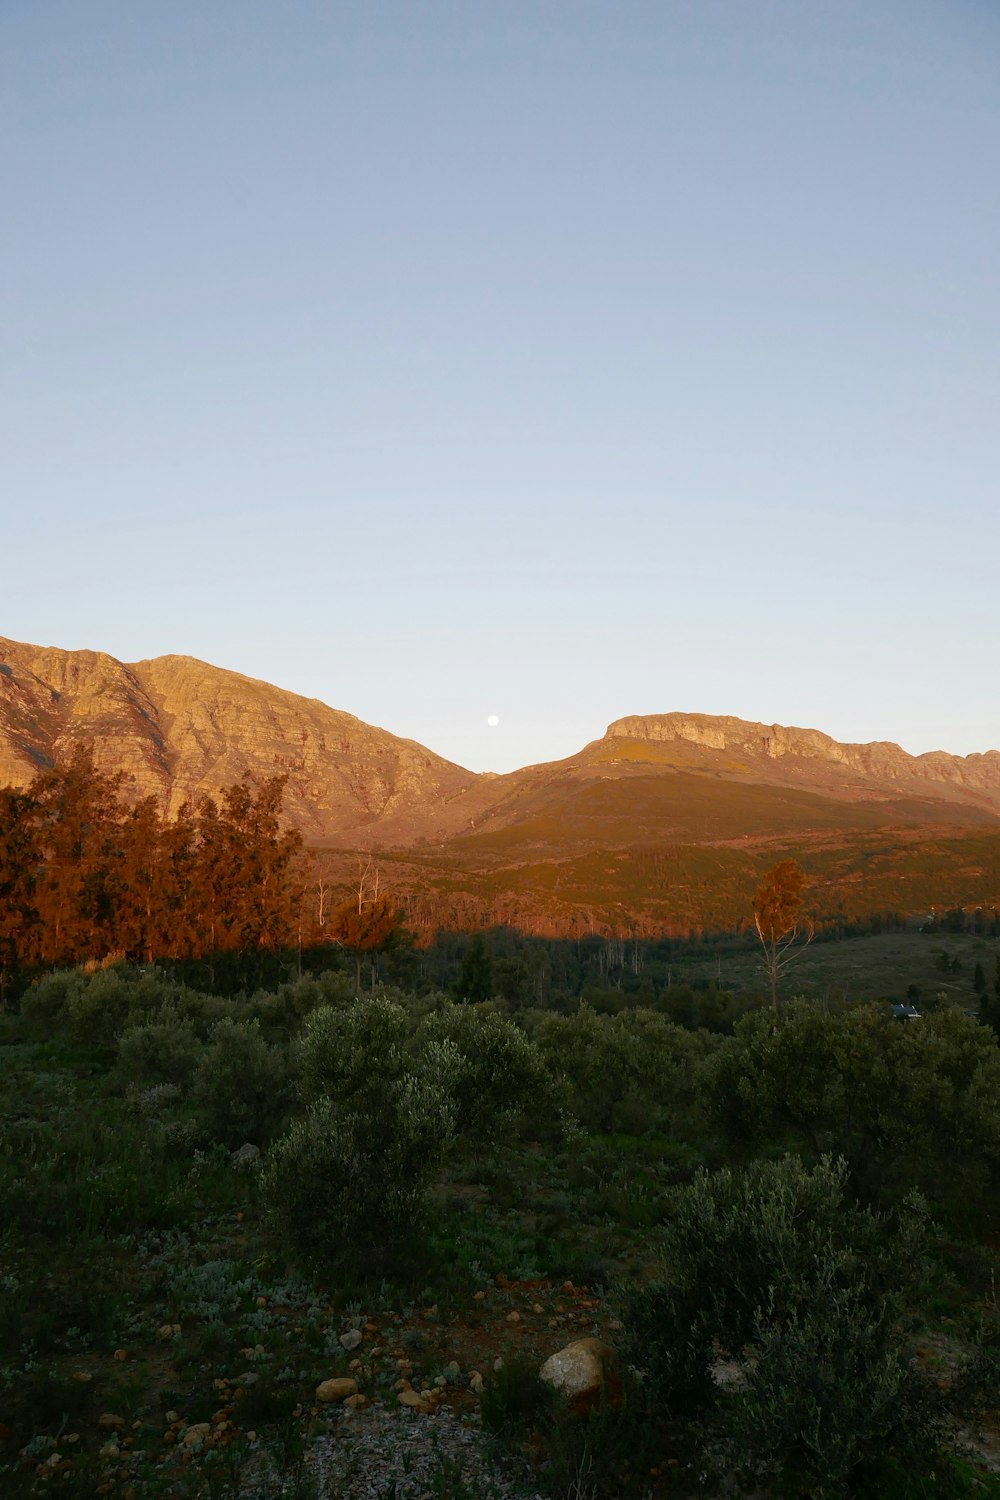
[{"xmin": 2, "ymin": 636, "xmax": 1000, "ymax": 851}]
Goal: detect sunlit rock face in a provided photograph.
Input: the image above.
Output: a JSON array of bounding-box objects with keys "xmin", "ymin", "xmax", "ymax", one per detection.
[
  {"xmin": 603, "ymin": 712, "xmax": 1000, "ymax": 814},
  {"xmin": 3, "ymin": 636, "xmax": 999, "ymax": 850},
  {"xmin": 0, "ymin": 636, "xmax": 478, "ymax": 842}
]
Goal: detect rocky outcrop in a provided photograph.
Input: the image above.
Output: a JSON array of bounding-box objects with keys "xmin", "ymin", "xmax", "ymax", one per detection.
[
  {"xmin": 3, "ymin": 636, "xmax": 999, "ymax": 851},
  {"xmin": 0, "ymin": 636, "xmax": 478, "ymax": 841},
  {"xmin": 604, "ymin": 713, "xmax": 1000, "ymax": 815}
]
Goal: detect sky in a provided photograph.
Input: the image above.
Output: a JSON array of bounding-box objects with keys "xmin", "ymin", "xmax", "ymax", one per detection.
[{"xmin": 3, "ymin": 1, "xmax": 998, "ymax": 773}]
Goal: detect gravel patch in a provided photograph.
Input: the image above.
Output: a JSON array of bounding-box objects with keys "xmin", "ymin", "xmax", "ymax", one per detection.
[{"xmin": 246, "ymin": 1400, "xmax": 545, "ymax": 1499}]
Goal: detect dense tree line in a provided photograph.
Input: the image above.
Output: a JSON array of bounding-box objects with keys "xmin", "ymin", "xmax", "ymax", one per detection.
[{"xmin": 0, "ymin": 746, "xmax": 304, "ymax": 999}]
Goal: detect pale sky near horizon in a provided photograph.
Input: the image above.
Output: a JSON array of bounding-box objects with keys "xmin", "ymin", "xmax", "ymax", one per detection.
[{"xmin": 3, "ymin": 2, "xmax": 998, "ymax": 773}]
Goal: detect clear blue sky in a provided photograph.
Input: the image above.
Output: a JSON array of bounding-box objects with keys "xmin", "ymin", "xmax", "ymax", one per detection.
[{"xmin": 3, "ymin": 1, "xmax": 998, "ymax": 772}]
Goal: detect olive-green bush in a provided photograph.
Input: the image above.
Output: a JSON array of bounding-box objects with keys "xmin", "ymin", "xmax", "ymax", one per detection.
[
  {"xmin": 532, "ymin": 1003, "xmax": 719, "ymax": 1136},
  {"xmin": 619, "ymin": 1156, "xmax": 938, "ymax": 1497},
  {"xmin": 707, "ymin": 1002, "xmax": 1000, "ymax": 1207},
  {"xmin": 261, "ymin": 1073, "xmax": 455, "ymax": 1272},
  {"xmin": 417, "ymin": 1001, "xmax": 563, "ymax": 1149},
  {"xmin": 191, "ymin": 1017, "xmax": 291, "ymax": 1146},
  {"xmin": 117, "ymin": 1007, "xmax": 201, "ymax": 1089}
]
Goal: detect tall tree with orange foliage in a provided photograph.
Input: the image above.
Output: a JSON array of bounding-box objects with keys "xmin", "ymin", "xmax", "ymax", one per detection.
[
  {"xmin": 0, "ymin": 786, "xmax": 41, "ymax": 1004},
  {"xmin": 753, "ymin": 858, "xmax": 813, "ymax": 1010},
  {"xmin": 328, "ymin": 856, "xmax": 402, "ymax": 991}
]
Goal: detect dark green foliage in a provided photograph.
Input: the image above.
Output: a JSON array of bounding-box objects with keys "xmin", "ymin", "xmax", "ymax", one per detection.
[
  {"xmin": 453, "ymin": 932, "xmax": 494, "ymax": 1002},
  {"xmin": 417, "ymin": 1002, "xmax": 561, "ymax": 1149},
  {"xmin": 532, "ymin": 1003, "xmax": 718, "ymax": 1136},
  {"xmin": 116, "ymin": 1006, "xmax": 201, "ymax": 1089},
  {"xmin": 296, "ymin": 994, "xmax": 409, "ymax": 1109},
  {"xmin": 261, "ymin": 1075, "xmax": 454, "ymax": 1272},
  {"xmin": 2, "ymin": 953, "xmax": 999, "ymax": 1497},
  {"xmin": 620, "ymin": 1156, "xmax": 940, "ymax": 1497},
  {"xmin": 191, "ymin": 1017, "xmax": 291, "ymax": 1146},
  {"xmin": 707, "ymin": 1001, "xmax": 1000, "ymax": 1208}
]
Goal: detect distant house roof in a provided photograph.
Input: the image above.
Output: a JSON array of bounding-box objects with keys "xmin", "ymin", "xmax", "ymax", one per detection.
[{"xmin": 890, "ymin": 1003, "xmax": 921, "ymax": 1020}]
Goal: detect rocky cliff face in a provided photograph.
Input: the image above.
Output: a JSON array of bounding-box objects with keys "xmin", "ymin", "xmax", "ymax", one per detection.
[
  {"xmin": 603, "ymin": 713, "xmax": 1000, "ymax": 815},
  {"xmin": 0, "ymin": 637, "xmax": 477, "ymax": 841},
  {"xmin": 3, "ymin": 637, "xmax": 999, "ymax": 846}
]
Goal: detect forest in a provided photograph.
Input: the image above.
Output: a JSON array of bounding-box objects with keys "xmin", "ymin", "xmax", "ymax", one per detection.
[{"xmin": 1, "ymin": 756, "xmax": 999, "ymax": 1498}]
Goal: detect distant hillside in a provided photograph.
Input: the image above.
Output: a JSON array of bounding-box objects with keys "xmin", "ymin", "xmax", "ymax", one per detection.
[
  {"xmin": 0, "ymin": 637, "xmax": 477, "ymax": 842},
  {"xmin": 4, "ymin": 635, "xmax": 1000, "ymax": 935}
]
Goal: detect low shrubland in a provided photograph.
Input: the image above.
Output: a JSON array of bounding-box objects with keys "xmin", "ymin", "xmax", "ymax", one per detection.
[{"xmin": 0, "ymin": 961, "xmax": 998, "ymax": 1497}]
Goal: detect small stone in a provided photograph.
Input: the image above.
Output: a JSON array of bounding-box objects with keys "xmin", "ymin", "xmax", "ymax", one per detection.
[
  {"xmin": 255, "ymin": 1296, "xmax": 267, "ymax": 1308},
  {"xmin": 532, "ymin": 1303, "xmax": 544, "ymax": 1314},
  {"xmin": 315, "ymin": 1378, "xmax": 358, "ymax": 1403},
  {"xmin": 505, "ymin": 1311, "xmax": 521, "ymax": 1325},
  {"xmin": 65, "ymin": 1435, "xmax": 79, "ymax": 1446},
  {"xmin": 562, "ymin": 1281, "xmax": 574, "ymax": 1292},
  {"xmin": 469, "ymin": 1372, "xmax": 484, "ymax": 1395},
  {"xmin": 493, "ymin": 1356, "xmax": 504, "ymax": 1372},
  {"xmin": 112, "ymin": 1348, "xmax": 128, "ymax": 1361},
  {"xmin": 157, "ymin": 1323, "xmax": 174, "ymax": 1340},
  {"xmin": 71, "ymin": 1371, "xmax": 93, "ymax": 1384},
  {"xmin": 348, "ymin": 1358, "xmax": 362, "ymax": 1371},
  {"xmin": 339, "ymin": 1328, "xmax": 363, "ymax": 1351},
  {"xmin": 434, "ymin": 1375, "xmax": 447, "ymax": 1387},
  {"xmin": 343, "ymin": 1394, "xmax": 367, "ymax": 1410},
  {"xmin": 473, "ymin": 1290, "xmax": 486, "ymax": 1300},
  {"xmin": 47, "ymin": 1452, "xmax": 62, "ymax": 1467},
  {"xmin": 184, "ymin": 1423, "xmax": 212, "ymax": 1447},
  {"xmin": 165, "ymin": 1411, "xmax": 180, "ymax": 1424},
  {"xmin": 441, "ymin": 1361, "xmax": 462, "ymax": 1383},
  {"xmin": 98, "ymin": 1441, "xmax": 119, "ymax": 1459},
  {"xmin": 246, "ymin": 1430, "xmax": 257, "ymax": 1442},
  {"xmin": 398, "ymin": 1390, "xmax": 431, "ymax": 1414},
  {"xmin": 97, "ymin": 1413, "xmax": 125, "ymax": 1431}
]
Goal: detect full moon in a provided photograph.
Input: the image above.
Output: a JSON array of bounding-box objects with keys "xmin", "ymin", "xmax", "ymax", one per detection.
[{"xmin": 487, "ymin": 714, "xmax": 500, "ymax": 727}]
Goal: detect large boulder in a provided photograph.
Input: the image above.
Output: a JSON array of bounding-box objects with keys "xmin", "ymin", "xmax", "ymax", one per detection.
[{"xmin": 539, "ymin": 1338, "xmax": 622, "ymax": 1414}]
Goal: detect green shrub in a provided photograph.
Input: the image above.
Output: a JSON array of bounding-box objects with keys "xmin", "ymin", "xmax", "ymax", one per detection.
[
  {"xmin": 533, "ymin": 1003, "xmax": 719, "ymax": 1137},
  {"xmin": 191, "ymin": 1018, "xmax": 291, "ymax": 1146},
  {"xmin": 117, "ymin": 1007, "xmax": 201, "ymax": 1089},
  {"xmin": 707, "ymin": 1002, "xmax": 1000, "ymax": 1208},
  {"xmin": 20, "ymin": 968, "xmax": 80, "ymax": 1031},
  {"xmin": 261, "ymin": 1072, "xmax": 455, "ymax": 1273},
  {"xmin": 722, "ymin": 1287, "xmax": 934, "ymax": 1500},
  {"xmin": 619, "ymin": 1156, "xmax": 942, "ymax": 1495},
  {"xmin": 417, "ymin": 1002, "xmax": 563, "ymax": 1149},
  {"xmin": 296, "ymin": 995, "xmax": 409, "ymax": 1108}
]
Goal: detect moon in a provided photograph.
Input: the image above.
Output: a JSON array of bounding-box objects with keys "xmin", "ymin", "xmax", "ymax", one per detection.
[{"xmin": 487, "ymin": 714, "xmax": 500, "ymax": 727}]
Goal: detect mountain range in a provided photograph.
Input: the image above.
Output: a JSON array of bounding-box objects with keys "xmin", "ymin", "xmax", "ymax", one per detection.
[{"xmin": 4, "ymin": 635, "xmax": 1000, "ymax": 934}]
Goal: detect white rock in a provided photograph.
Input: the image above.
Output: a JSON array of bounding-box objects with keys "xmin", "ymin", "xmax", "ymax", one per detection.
[{"xmin": 539, "ymin": 1338, "xmax": 621, "ymax": 1414}]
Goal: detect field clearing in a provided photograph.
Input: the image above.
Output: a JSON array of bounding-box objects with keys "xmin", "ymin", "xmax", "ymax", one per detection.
[{"xmin": 671, "ymin": 929, "xmax": 1000, "ymax": 1009}]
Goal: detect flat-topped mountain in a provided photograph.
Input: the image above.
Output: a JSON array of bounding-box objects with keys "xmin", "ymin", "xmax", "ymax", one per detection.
[{"xmin": 2, "ymin": 636, "xmax": 1000, "ymax": 854}]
